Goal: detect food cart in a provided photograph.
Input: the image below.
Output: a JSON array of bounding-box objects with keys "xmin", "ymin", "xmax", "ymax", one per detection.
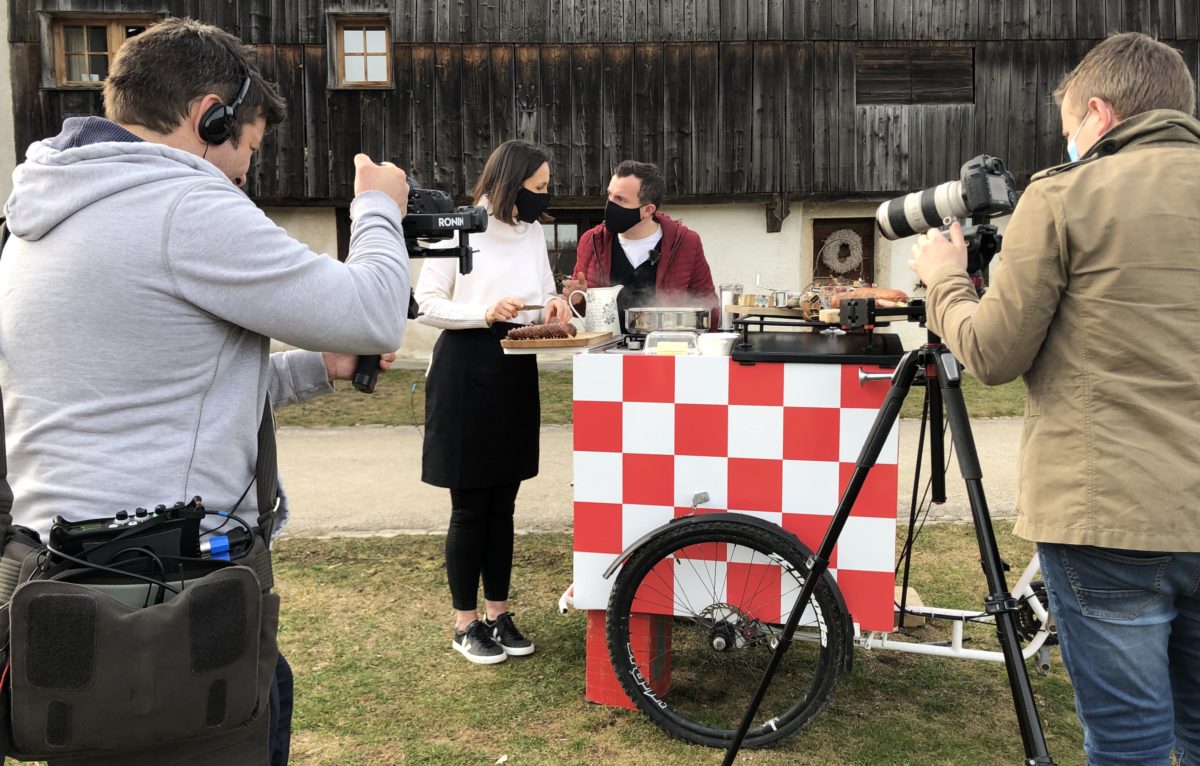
[{"xmin": 570, "ymin": 319, "xmax": 903, "ymax": 708}]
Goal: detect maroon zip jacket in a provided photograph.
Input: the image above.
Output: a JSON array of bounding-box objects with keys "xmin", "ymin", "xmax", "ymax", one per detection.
[{"xmin": 573, "ymin": 212, "xmax": 719, "ymax": 327}]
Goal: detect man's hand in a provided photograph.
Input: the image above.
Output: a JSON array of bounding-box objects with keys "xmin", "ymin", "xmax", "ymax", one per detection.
[
  {"xmin": 353, "ymin": 154, "xmax": 409, "ymax": 216},
  {"xmin": 544, "ymin": 297, "xmax": 574, "ymax": 325},
  {"xmin": 908, "ymin": 220, "xmax": 968, "ymax": 286},
  {"xmin": 485, "ymin": 298, "xmax": 524, "ymax": 325},
  {"xmin": 562, "ymin": 272, "xmax": 588, "ymax": 304},
  {"xmin": 324, "ymin": 351, "xmax": 396, "ymax": 382}
]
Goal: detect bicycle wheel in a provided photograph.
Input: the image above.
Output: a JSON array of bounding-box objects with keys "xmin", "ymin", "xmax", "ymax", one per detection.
[{"xmin": 606, "ymin": 517, "xmax": 849, "ymax": 749}]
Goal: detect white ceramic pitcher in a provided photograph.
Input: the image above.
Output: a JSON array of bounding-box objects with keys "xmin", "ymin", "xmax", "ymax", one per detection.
[{"xmin": 568, "ymin": 285, "xmax": 624, "ymax": 335}]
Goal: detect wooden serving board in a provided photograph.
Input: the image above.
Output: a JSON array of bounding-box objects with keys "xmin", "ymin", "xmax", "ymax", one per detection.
[{"xmin": 500, "ymin": 330, "xmax": 612, "ymax": 353}]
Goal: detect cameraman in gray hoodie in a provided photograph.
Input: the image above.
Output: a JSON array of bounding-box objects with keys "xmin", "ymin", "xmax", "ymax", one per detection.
[{"xmin": 0, "ymin": 17, "xmax": 410, "ymax": 766}]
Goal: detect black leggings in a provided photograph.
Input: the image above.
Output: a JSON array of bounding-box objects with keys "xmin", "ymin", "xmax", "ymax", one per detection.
[{"xmin": 446, "ymin": 483, "xmax": 520, "ymax": 611}]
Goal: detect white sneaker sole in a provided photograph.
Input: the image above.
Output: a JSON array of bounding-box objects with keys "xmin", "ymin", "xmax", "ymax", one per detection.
[
  {"xmin": 498, "ymin": 642, "xmax": 535, "ymax": 657},
  {"xmin": 453, "ymin": 640, "xmax": 508, "ymax": 665}
]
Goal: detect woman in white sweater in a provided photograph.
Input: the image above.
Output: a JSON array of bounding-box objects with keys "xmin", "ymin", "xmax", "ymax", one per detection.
[{"xmin": 415, "ymin": 140, "xmax": 571, "ymax": 664}]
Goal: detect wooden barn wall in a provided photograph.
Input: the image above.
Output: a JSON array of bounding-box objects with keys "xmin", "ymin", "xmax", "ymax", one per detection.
[
  {"xmin": 12, "ymin": 0, "xmax": 1199, "ymax": 45},
  {"xmin": 8, "ymin": 1, "xmax": 1200, "ymax": 204}
]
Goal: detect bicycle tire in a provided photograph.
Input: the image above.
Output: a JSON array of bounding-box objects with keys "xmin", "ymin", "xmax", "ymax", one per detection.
[{"xmin": 606, "ymin": 517, "xmax": 849, "ymax": 748}]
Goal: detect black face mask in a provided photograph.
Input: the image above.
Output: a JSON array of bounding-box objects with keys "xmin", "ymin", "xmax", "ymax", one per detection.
[
  {"xmin": 515, "ymin": 188, "xmax": 552, "ymax": 223},
  {"xmin": 604, "ymin": 199, "xmax": 645, "ymax": 234}
]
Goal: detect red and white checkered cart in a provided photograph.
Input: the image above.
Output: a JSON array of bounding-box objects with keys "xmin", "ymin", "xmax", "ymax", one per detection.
[{"xmin": 570, "ymin": 348, "xmax": 900, "ymax": 746}]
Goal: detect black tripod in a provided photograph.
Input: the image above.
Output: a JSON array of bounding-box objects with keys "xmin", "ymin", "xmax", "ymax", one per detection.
[{"xmin": 722, "ymin": 326, "xmax": 1057, "ymax": 766}]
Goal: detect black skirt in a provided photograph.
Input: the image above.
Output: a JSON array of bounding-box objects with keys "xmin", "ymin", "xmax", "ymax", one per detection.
[{"xmin": 421, "ymin": 324, "xmax": 540, "ymax": 489}]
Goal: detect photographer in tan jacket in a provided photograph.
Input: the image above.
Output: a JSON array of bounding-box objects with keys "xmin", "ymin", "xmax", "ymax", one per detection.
[{"xmin": 910, "ymin": 33, "xmax": 1200, "ymax": 766}]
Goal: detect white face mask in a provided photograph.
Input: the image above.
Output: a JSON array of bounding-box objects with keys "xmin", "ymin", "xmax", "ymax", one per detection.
[{"xmin": 1067, "ymin": 112, "xmax": 1092, "ymax": 162}]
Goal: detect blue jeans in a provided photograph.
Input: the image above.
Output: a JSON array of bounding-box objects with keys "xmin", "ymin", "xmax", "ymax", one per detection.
[
  {"xmin": 1038, "ymin": 543, "xmax": 1200, "ymax": 766},
  {"xmin": 268, "ymin": 653, "xmax": 294, "ymax": 766}
]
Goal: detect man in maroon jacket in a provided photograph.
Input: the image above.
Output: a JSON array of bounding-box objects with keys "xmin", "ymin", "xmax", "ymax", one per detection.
[{"xmin": 565, "ymin": 160, "xmax": 718, "ymax": 332}]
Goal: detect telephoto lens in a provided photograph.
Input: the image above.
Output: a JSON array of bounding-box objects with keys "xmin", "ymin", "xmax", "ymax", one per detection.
[
  {"xmin": 875, "ymin": 154, "xmax": 1017, "ymax": 240},
  {"xmin": 875, "ymin": 180, "xmax": 970, "ymax": 240}
]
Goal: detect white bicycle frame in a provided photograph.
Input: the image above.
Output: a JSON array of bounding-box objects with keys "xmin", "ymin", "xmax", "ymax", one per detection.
[{"xmin": 856, "ymin": 552, "xmax": 1057, "ymax": 674}]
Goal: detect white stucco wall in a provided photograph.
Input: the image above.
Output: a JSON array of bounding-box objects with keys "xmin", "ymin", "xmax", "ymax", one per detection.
[
  {"xmin": 0, "ymin": 0, "xmax": 16, "ymax": 206},
  {"xmin": 263, "ymin": 200, "xmax": 1013, "ymax": 357}
]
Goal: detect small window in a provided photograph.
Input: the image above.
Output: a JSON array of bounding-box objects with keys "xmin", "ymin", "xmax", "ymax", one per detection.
[
  {"xmin": 334, "ymin": 18, "xmax": 391, "ymax": 87},
  {"xmin": 855, "ymin": 46, "xmax": 974, "ymax": 105},
  {"xmin": 53, "ymin": 18, "xmax": 153, "ymax": 87}
]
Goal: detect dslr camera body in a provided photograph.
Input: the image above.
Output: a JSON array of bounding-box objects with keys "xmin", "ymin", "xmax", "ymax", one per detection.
[{"xmin": 876, "ymin": 154, "xmax": 1017, "ymax": 279}]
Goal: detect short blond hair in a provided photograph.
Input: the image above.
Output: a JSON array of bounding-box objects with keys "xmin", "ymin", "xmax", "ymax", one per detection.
[{"xmin": 1054, "ymin": 32, "xmax": 1196, "ymax": 119}]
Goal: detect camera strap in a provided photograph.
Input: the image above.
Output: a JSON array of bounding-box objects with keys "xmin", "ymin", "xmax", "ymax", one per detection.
[
  {"xmin": 0, "ymin": 220, "xmax": 13, "ymax": 544},
  {"xmin": 254, "ymin": 394, "xmax": 279, "ymax": 541}
]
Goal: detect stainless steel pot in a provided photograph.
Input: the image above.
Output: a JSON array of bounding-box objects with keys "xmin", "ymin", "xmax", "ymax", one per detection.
[{"xmin": 625, "ymin": 307, "xmax": 711, "ymax": 334}]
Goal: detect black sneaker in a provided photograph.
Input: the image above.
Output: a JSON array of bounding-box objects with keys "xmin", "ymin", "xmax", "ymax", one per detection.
[
  {"xmin": 485, "ymin": 612, "xmax": 536, "ymax": 656},
  {"xmin": 453, "ymin": 620, "xmax": 507, "ymax": 665}
]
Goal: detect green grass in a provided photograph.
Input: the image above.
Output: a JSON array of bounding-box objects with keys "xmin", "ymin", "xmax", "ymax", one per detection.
[
  {"xmin": 276, "ymin": 368, "xmax": 1025, "ymax": 427},
  {"xmin": 2, "ymin": 522, "xmax": 1082, "ymax": 766},
  {"xmin": 263, "ymin": 521, "xmax": 1083, "ymax": 766}
]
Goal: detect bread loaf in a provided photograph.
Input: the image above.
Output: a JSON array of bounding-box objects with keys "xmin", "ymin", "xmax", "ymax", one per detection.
[
  {"xmin": 505, "ymin": 323, "xmax": 579, "ymax": 341},
  {"xmin": 828, "ymin": 288, "xmax": 909, "ymax": 307}
]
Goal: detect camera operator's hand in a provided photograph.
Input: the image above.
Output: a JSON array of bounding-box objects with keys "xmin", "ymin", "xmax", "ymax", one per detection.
[
  {"xmin": 563, "ymin": 272, "xmax": 588, "ymax": 304},
  {"xmin": 324, "ymin": 351, "xmax": 396, "ymax": 382},
  {"xmin": 909, "ymin": 220, "xmax": 968, "ymax": 286},
  {"xmin": 544, "ymin": 297, "xmax": 573, "ymax": 325},
  {"xmin": 486, "ymin": 298, "xmax": 524, "ymax": 325},
  {"xmin": 353, "ymin": 154, "xmax": 409, "ymax": 216}
]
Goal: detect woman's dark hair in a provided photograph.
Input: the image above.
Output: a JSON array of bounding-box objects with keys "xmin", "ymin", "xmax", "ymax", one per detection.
[
  {"xmin": 103, "ymin": 17, "xmax": 287, "ymax": 145},
  {"xmin": 472, "ymin": 140, "xmax": 552, "ymax": 226}
]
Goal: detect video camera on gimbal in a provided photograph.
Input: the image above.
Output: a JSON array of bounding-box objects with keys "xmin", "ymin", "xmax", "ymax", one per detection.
[
  {"xmin": 401, "ymin": 177, "xmax": 489, "ymax": 275},
  {"xmin": 351, "ymin": 178, "xmax": 489, "ymax": 393}
]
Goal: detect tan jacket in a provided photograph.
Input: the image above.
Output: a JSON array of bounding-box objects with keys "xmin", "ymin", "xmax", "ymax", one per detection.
[{"xmin": 926, "ymin": 110, "xmax": 1200, "ymax": 551}]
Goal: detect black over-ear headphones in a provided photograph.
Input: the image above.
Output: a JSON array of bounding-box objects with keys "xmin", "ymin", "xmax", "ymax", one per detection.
[{"xmin": 198, "ymin": 74, "xmax": 252, "ymax": 146}]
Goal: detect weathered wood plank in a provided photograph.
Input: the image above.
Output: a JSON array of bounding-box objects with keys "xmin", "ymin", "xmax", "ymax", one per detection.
[
  {"xmin": 460, "ymin": 45, "xmax": 491, "ymax": 186},
  {"xmin": 1004, "ymin": 0, "xmax": 1030, "ymax": 39},
  {"xmin": 831, "ymin": 0, "xmax": 857, "ymax": 39},
  {"xmin": 413, "ymin": 0, "xmax": 436, "ymax": 40},
  {"xmin": 785, "ymin": 42, "xmax": 813, "ymax": 192},
  {"xmin": 273, "ymin": 45, "xmax": 306, "ymax": 198},
  {"xmin": 1047, "ymin": 0, "xmax": 1075, "ymax": 39},
  {"xmin": 538, "ymin": 44, "xmax": 570, "ymax": 193},
  {"xmin": 719, "ymin": 42, "xmax": 753, "ymax": 193},
  {"xmin": 490, "ymin": 45, "xmax": 516, "ymax": 147},
  {"xmin": 835, "ymin": 41, "xmax": 856, "ymax": 190},
  {"xmin": 692, "ymin": 43, "xmax": 720, "ymax": 194},
  {"xmin": 251, "ymin": 44, "xmax": 280, "ymax": 199},
  {"xmin": 409, "ymin": 45, "xmax": 437, "ymax": 189},
  {"xmin": 1077, "ymin": 0, "xmax": 1105, "ymax": 37},
  {"xmin": 750, "ymin": 42, "xmax": 784, "ymax": 193},
  {"xmin": 721, "ymin": 0, "xmax": 749, "ymax": 40},
  {"xmin": 514, "ymin": 46, "xmax": 540, "ymax": 143},
  {"xmin": 572, "ymin": 44, "xmax": 604, "ymax": 195},
  {"xmin": 11, "ymin": 43, "xmax": 47, "ymax": 154},
  {"xmin": 302, "ymin": 44, "xmax": 331, "ymax": 198},
  {"xmin": 785, "ymin": 0, "xmax": 809, "ymax": 38},
  {"xmin": 600, "ymin": 44, "xmax": 634, "ymax": 186},
  {"xmin": 1180, "ymin": 0, "xmax": 1200, "ymax": 38},
  {"xmin": 523, "ymin": 0, "xmax": 548, "ymax": 41},
  {"xmin": 1035, "ymin": 41, "xmax": 1067, "ymax": 171},
  {"xmin": 632, "ymin": 44, "xmax": 665, "ymax": 166},
  {"xmin": 854, "ymin": 0, "xmax": 873, "ymax": 39},
  {"xmin": 432, "ymin": 44, "xmax": 464, "ymax": 192},
  {"xmin": 812, "ymin": 40, "xmax": 836, "ymax": 192},
  {"xmin": 384, "ymin": 43, "xmax": 412, "ymax": 172},
  {"xmin": 663, "ymin": 43, "xmax": 693, "ymax": 195},
  {"xmin": 327, "ymin": 91, "xmax": 361, "ymax": 200}
]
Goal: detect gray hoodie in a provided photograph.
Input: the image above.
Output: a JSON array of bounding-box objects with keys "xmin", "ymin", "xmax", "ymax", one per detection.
[{"xmin": 0, "ymin": 117, "xmax": 409, "ymax": 540}]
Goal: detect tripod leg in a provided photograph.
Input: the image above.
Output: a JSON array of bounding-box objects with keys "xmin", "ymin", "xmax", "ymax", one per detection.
[
  {"xmin": 721, "ymin": 349, "xmax": 920, "ymax": 765},
  {"xmin": 935, "ymin": 351, "xmax": 1056, "ymax": 766}
]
